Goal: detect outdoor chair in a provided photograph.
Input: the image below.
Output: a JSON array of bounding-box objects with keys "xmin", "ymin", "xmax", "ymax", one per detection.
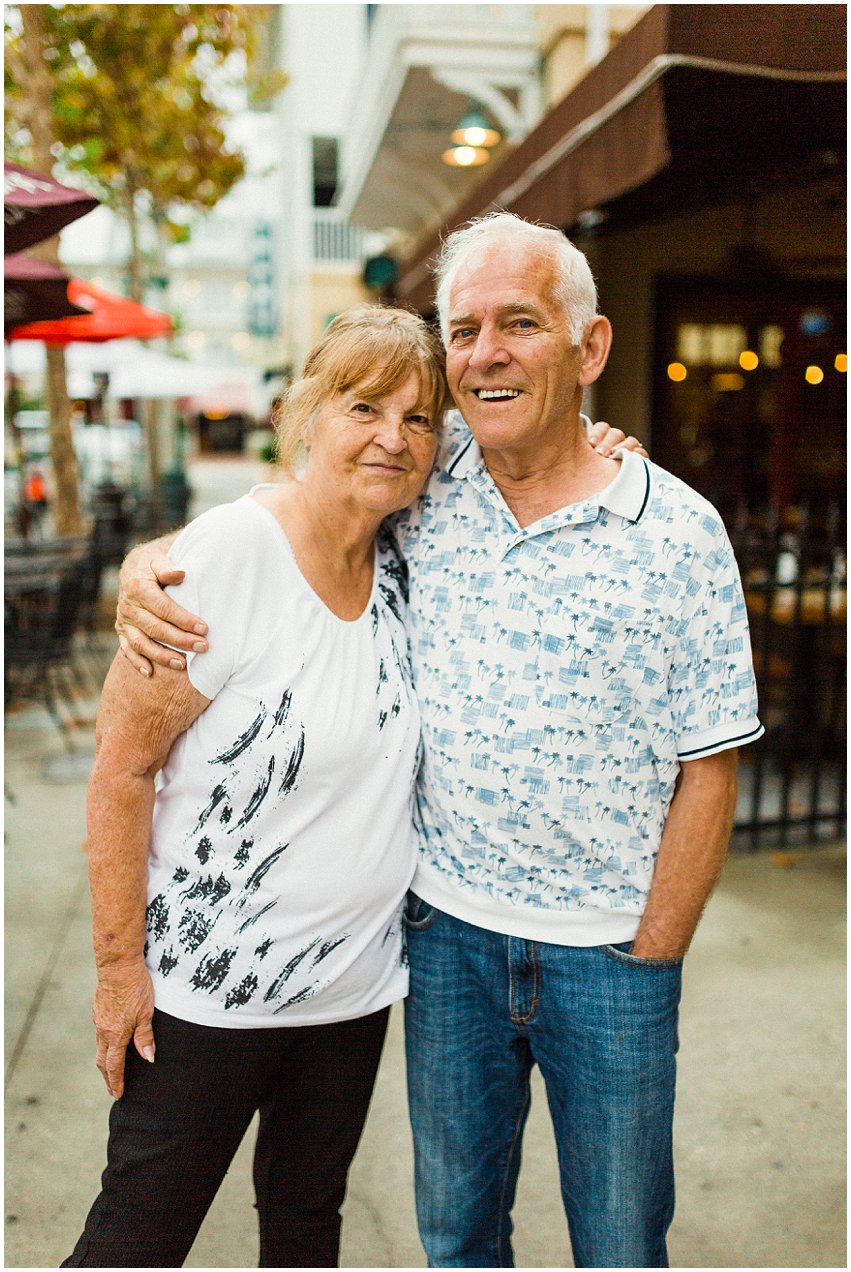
[
  {"xmin": 6, "ymin": 532, "xmax": 114, "ymax": 689},
  {"xmin": 4, "ymin": 553, "xmax": 89, "ymax": 748}
]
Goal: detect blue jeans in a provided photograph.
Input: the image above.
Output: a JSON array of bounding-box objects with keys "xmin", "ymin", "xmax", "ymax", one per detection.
[{"xmin": 404, "ymin": 896, "xmax": 682, "ymax": 1268}]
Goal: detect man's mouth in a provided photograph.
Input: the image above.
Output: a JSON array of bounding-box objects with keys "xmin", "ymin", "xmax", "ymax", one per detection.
[{"xmin": 474, "ymin": 388, "xmax": 521, "ymax": 400}]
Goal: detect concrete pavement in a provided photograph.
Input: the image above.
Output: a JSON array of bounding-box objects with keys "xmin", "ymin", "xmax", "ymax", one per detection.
[{"xmin": 5, "ymin": 456, "xmax": 846, "ymax": 1267}]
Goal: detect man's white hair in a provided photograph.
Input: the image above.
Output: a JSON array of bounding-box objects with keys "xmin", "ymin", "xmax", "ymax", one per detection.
[{"xmin": 433, "ymin": 212, "xmax": 598, "ymax": 347}]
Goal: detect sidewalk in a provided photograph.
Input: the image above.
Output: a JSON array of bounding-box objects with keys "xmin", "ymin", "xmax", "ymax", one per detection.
[{"xmin": 5, "ymin": 455, "xmax": 846, "ymax": 1268}]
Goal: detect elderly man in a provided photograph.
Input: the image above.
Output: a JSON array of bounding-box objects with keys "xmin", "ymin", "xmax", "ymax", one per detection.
[{"xmin": 117, "ymin": 214, "xmax": 762, "ymax": 1268}]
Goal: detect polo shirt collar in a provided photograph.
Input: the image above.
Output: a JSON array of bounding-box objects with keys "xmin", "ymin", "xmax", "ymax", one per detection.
[{"xmin": 441, "ymin": 412, "xmax": 651, "ymax": 525}]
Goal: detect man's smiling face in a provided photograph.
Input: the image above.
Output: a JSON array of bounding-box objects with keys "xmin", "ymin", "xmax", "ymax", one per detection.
[{"xmin": 445, "ymin": 244, "xmax": 586, "ymax": 461}]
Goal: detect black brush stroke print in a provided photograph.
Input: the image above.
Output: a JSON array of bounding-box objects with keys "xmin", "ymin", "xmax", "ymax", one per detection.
[
  {"xmin": 377, "ymin": 522, "xmax": 409, "ymax": 601},
  {"xmin": 146, "ymin": 894, "xmax": 170, "ymax": 940},
  {"xmin": 273, "ymin": 981, "xmax": 321, "ymax": 1013},
  {"xmin": 263, "ymin": 938, "xmax": 321, "ymax": 1002},
  {"xmin": 234, "ymin": 842, "xmax": 289, "ymax": 908},
  {"xmin": 224, "ymin": 972, "xmax": 259, "ymax": 1009},
  {"xmin": 278, "ymin": 728, "xmax": 305, "ymax": 798},
  {"xmin": 237, "ymin": 898, "xmax": 278, "ymax": 933},
  {"xmin": 190, "ymin": 946, "xmax": 237, "ymax": 992},
  {"xmin": 234, "ymin": 838, "xmax": 252, "ymax": 869},
  {"xmin": 178, "ymin": 908, "xmax": 217, "ymax": 953},
  {"xmin": 191, "ymin": 783, "xmax": 228, "ymax": 836},
  {"xmin": 179, "ymin": 872, "xmax": 231, "ymax": 907},
  {"xmin": 210, "ymin": 706, "xmax": 267, "ymax": 764},
  {"xmin": 230, "ymin": 755, "xmax": 276, "ymax": 832},
  {"xmin": 267, "ymin": 688, "xmax": 293, "ymax": 737},
  {"xmin": 379, "ymin": 580, "xmax": 402, "ymax": 623},
  {"xmin": 312, "ymin": 935, "xmax": 349, "ymax": 965}
]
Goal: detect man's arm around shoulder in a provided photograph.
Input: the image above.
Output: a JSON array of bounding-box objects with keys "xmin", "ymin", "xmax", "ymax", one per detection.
[
  {"xmin": 631, "ymin": 749, "xmax": 738, "ymax": 960},
  {"xmin": 116, "ymin": 530, "xmax": 208, "ymax": 676}
]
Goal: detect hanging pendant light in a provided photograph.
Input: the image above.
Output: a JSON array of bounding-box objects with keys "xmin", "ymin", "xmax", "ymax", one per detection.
[
  {"xmin": 442, "ymin": 142, "xmax": 490, "ymax": 168},
  {"xmin": 450, "ymin": 108, "xmax": 501, "ymax": 149}
]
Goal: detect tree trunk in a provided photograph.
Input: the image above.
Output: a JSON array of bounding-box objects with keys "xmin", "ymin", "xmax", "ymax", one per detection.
[
  {"xmin": 45, "ymin": 345, "xmax": 83, "ymax": 534},
  {"xmin": 124, "ymin": 188, "xmax": 144, "ymax": 304},
  {"xmin": 20, "ymin": 5, "xmax": 84, "ymax": 536}
]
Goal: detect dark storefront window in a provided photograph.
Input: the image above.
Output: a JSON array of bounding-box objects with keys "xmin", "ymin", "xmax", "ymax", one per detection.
[
  {"xmin": 653, "ymin": 279, "xmax": 846, "ymax": 529},
  {"xmin": 654, "ymin": 278, "xmax": 846, "ymax": 848}
]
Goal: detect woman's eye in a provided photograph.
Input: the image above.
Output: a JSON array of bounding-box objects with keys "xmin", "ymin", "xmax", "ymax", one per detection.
[
  {"xmin": 352, "ymin": 402, "xmax": 373, "ymax": 414},
  {"xmin": 407, "ymin": 416, "xmax": 434, "ymax": 434}
]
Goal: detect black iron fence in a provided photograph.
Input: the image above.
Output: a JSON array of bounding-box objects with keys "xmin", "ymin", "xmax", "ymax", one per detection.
[{"xmin": 730, "ymin": 505, "xmax": 846, "ymax": 850}]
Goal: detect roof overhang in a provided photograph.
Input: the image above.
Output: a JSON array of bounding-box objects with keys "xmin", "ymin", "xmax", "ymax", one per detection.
[
  {"xmin": 397, "ymin": 3, "xmax": 846, "ymax": 310},
  {"xmin": 336, "ymin": 7, "xmax": 540, "ymax": 244}
]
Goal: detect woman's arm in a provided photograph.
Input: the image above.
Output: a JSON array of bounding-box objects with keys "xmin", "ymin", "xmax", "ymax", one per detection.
[{"xmin": 88, "ymin": 653, "xmax": 211, "ymax": 1097}]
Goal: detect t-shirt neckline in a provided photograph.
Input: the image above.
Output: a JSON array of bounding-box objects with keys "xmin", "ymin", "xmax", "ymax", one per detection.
[{"xmin": 243, "ymin": 486, "xmax": 378, "ymax": 627}]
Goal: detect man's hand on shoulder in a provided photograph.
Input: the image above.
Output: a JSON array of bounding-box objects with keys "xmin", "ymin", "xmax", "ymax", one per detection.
[
  {"xmin": 587, "ymin": 420, "xmax": 649, "ymax": 458},
  {"xmin": 116, "ymin": 535, "xmax": 208, "ymax": 677}
]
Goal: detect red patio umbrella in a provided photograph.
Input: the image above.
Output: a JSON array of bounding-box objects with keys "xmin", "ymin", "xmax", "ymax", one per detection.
[
  {"xmin": 8, "ymin": 277, "xmax": 173, "ymax": 344},
  {"xmin": 4, "ymin": 252, "xmax": 87, "ymax": 333},
  {"xmin": 4, "ymin": 161, "xmax": 100, "ymax": 255}
]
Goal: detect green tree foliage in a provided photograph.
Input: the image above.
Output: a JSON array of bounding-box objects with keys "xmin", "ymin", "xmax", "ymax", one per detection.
[
  {"xmin": 4, "ymin": 5, "xmax": 283, "ymax": 533},
  {"xmin": 5, "ymin": 4, "xmax": 283, "ymax": 298}
]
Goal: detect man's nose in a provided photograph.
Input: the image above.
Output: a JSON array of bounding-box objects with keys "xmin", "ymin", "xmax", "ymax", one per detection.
[{"xmin": 467, "ymin": 324, "xmax": 510, "ymax": 371}]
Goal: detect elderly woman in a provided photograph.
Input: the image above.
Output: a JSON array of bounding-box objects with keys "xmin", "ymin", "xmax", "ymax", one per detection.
[{"xmin": 63, "ymin": 306, "xmax": 446, "ymax": 1269}]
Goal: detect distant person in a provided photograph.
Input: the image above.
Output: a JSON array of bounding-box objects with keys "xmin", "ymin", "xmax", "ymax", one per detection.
[
  {"xmin": 119, "ymin": 215, "xmax": 761, "ymax": 1269},
  {"xmin": 22, "ymin": 467, "xmax": 48, "ymax": 536}
]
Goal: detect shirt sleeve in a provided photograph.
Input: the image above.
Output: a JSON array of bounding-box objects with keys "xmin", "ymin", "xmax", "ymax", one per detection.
[
  {"xmin": 668, "ymin": 525, "xmax": 764, "ymax": 760},
  {"xmin": 164, "ymin": 504, "xmax": 249, "ymax": 700}
]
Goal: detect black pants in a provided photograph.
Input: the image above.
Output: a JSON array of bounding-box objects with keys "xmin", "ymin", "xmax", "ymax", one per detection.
[{"xmin": 62, "ymin": 1006, "xmax": 390, "ymax": 1268}]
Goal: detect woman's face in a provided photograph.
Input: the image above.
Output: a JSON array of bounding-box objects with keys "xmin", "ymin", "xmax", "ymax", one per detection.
[{"xmin": 303, "ymin": 370, "xmax": 439, "ymax": 517}]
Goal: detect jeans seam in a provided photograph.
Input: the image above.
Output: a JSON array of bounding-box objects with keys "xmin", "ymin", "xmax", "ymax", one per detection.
[
  {"xmin": 494, "ymin": 1083, "xmax": 530, "ymax": 1262},
  {"xmin": 509, "ymin": 940, "xmax": 540, "ymax": 1025}
]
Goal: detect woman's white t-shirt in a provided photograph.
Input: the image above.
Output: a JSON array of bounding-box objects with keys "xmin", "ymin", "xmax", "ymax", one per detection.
[{"xmin": 144, "ymin": 492, "xmax": 420, "ymax": 1028}]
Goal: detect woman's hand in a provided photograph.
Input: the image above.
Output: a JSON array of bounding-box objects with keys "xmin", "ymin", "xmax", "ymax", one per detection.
[
  {"xmin": 93, "ymin": 958, "xmax": 156, "ymax": 1099},
  {"xmin": 587, "ymin": 420, "xmax": 649, "ymax": 458},
  {"xmin": 116, "ymin": 539, "xmax": 207, "ymax": 677}
]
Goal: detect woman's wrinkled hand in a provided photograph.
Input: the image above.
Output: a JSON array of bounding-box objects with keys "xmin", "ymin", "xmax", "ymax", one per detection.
[
  {"xmin": 93, "ymin": 960, "xmax": 156, "ymax": 1099},
  {"xmin": 587, "ymin": 420, "xmax": 649, "ymax": 458},
  {"xmin": 116, "ymin": 545, "xmax": 207, "ymax": 677}
]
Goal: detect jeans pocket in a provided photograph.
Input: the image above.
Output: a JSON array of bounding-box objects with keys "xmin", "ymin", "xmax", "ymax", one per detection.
[
  {"xmin": 402, "ymin": 892, "xmax": 440, "ymax": 931},
  {"xmin": 602, "ymin": 942, "xmax": 684, "ymax": 969}
]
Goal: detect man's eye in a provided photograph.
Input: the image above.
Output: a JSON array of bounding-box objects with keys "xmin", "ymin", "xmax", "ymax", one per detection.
[
  {"xmin": 515, "ymin": 318, "xmax": 536, "ymax": 330},
  {"xmin": 450, "ymin": 327, "xmax": 475, "ymax": 343}
]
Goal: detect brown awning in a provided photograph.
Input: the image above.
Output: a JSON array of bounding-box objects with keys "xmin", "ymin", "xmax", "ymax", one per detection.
[{"xmin": 397, "ymin": 4, "xmax": 846, "ymax": 310}]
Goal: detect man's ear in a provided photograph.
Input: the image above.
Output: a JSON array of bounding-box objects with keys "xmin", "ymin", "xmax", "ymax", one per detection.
[{"xmin": 578, "ymin": 315, "xmax": 612, "ymax": 387}]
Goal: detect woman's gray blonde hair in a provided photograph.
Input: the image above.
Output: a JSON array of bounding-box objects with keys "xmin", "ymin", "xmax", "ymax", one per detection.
[{"xmin": 274, "ymin": 304, "xmax": 448, "ymax": 473}]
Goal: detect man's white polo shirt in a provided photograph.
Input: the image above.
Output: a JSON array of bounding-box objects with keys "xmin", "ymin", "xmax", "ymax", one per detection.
[{"xmin": 393, "ymin": 417, "xmax": 764, "ymax": 946}]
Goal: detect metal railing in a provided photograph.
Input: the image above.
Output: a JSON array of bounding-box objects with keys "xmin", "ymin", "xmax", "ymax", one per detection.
[
  {"xmin": 730, "ymin": 505, "xmax": 846, "ymax": 850},
  {"xmin": 311, "ymin": 211, "xmax": 365, "ymax": 266}
]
